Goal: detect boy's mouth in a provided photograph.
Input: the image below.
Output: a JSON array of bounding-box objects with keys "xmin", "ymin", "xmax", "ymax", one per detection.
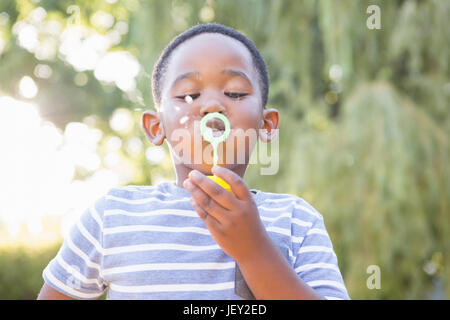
[{"xmin": 205, "ymin": 118, "xmax": 226, "ymax": 137}]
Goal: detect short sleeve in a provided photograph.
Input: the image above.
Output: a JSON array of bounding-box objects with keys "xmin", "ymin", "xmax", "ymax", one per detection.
[
  {"xmin": 42, "ymin": 196, "xmax": 107, "ymax": 299},
  {"xmin": 293, "ymin": 206, "xmax": 350, "ymax": 300}
]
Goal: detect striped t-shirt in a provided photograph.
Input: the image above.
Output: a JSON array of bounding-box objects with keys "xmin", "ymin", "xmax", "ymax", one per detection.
[{"xmin": 43, "ymin": 181, "xmax": 350, "ymax": 300}]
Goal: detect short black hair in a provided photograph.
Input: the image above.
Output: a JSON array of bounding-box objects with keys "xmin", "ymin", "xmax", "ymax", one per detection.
[{"xmin": 151, "ymin": 23, "xmax": 269, "ymax": 109}]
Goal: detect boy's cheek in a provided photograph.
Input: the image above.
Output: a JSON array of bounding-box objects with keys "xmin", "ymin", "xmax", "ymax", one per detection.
[{"xmin": 224, "ymin": 131, "xmax": 257, "ymax": 164}]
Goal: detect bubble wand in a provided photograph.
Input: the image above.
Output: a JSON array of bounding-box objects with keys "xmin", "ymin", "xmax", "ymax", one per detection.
[{"xmin": 200, "ymin": 112, "xmax": 232, "ymax": 192}]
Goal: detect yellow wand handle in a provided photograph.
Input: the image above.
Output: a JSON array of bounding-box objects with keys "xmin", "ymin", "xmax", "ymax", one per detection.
[{"xmin": 206, "ymin": 175, "xmax": 231, "ymax": 192}]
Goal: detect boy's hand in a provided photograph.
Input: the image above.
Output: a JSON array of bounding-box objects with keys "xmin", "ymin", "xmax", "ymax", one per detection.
[{"xmin": 183, "ymin": 166, "xmax": 271, "ymax": 263}]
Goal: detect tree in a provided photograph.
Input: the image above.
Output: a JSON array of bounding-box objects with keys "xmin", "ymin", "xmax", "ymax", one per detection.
[{"xmin": 0, "ymin": 0, "xmax": 448, "ymax": 299}]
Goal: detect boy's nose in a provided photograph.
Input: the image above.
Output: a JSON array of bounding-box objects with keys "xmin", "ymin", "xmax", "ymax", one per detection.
[{"xmin": 200, "ymin": 99, "xmax": 226, "ymax": 116}]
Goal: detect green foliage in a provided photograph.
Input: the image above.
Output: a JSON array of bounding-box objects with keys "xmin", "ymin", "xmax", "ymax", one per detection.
[
  {"xmin": 0, "ymin": 243, "xmax": 61, "ymax": 299},
  {"xmin": 0, "ymin": 0, "xmax": 448, "ymax": 299},
  {"xmin": 281, "ymin": 82, "xmax": 449, "ymax": 299}
]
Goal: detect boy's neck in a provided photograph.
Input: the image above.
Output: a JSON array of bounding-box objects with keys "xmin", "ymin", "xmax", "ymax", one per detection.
[{"xmin": 173, "ymin": 163, "xmax": 248, "ymax": 188}]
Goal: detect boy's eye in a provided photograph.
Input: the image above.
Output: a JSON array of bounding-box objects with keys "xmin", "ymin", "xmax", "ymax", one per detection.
[
  {"xmin": 176, "ymin": 93, "xmax": 200, "ymax": 102},
  {"xmin": 225, "ymin": 92, "xmax": 248, "ymax": 100}
]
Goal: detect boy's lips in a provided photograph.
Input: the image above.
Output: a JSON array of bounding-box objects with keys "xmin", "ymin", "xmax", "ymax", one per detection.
[
  {"xmin": 205, "ymin": 118, "xmax": 226, "ymax": 131},
  {"xmin": 205, "ymin": 118, "xmax": 226, "ymax": 137},
  {"xmin": 211, "ymin": 128, "xmax": 224, "ymax": 137}
]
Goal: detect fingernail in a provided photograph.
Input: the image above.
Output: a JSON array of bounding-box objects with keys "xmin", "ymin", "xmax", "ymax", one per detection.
[
  {"xmin": 183, "ymin": 179, "xmax": 191, "ymax": 189},
  {"xmin": 190, "ymin": 170, "xmax": 200, "ymax": 180}
]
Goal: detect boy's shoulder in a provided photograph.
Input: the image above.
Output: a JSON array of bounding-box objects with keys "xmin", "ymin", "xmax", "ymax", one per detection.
[
  {"xmin": 101, "ymin": 182, "xmax": 185, "ymax": 205},
  {"xmin": 254, "ymin": 189, "xmax": 324, "ymax": 222},
  {"xmin": 107, "ymin": 184, "xmax": 159, "ymax": 197}
]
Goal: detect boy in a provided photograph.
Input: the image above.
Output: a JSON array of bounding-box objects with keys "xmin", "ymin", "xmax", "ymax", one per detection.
[{"xmin": 38, "ymin": 23, "xmax": 349, "ymax": 300}]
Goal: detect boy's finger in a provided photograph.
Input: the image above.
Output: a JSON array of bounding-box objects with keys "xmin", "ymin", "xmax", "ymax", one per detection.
[
  {"xmin": 190, "ymin": 198, "xmax": 208, "ymax": 219},
  {"xmin": 190, "ymin": 198, "xmax": 222, "ymax": 233},
  {"xmin": 211, "ymin": 166, "xmax": 251, "ymax": 201},
  {"xmin": 184, "ymin": 179, "xmax": 229, "ymax": 222},
  {"xmin": 188, "ymin": 170, "xmax": 235, "ymax": 210}
]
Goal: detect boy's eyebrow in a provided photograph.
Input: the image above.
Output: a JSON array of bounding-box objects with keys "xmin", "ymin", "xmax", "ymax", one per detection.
[
  {"xmin": 170, "ymin": 71, "xmax": 201, "ymax": 89},
  {"xmin": 169, "ymin": 69, "xmax": 253, "ymax": 89},
  {"xmin": 221, "ymin": 69, "xmax": 253, "ymax": 86}
]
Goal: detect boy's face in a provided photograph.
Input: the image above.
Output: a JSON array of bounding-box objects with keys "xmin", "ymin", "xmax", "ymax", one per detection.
[{"xmin": 143, "ymin": 33, "xmax": 278, "ymax": 176}]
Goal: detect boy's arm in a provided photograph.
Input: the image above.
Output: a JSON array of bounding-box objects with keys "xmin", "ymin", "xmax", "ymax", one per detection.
[
  {"xmin": 236, "ymin": 237, "xmax": 324, "ymax": 300},
  {"xmin": 185, "ymin": 166, "xmax": 324, "ymax": 300},
  {"xmin": 37, "ymin": 283, "xmax": 77, "ymax": 300}
]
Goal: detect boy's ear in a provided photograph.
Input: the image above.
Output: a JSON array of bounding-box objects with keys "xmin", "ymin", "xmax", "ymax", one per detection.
[
  {"xmin": 259, "ymin": 108, "xmax": 279, "ymax": 143},
  {"xmin": 142, "ymin": 110, "xmax": 165, "ymax": 146}
]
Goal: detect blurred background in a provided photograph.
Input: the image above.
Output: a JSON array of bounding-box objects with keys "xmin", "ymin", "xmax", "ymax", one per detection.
[{"xmin": 0, "ymin": 0, "xmax": 448, "ymax": 299}]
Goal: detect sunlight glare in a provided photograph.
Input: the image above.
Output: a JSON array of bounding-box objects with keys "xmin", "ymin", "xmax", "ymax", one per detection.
[
  {"xmin": 0, "ymin": 96, "xmax": 120, "ymax": 240},
  {"xmin": 19, "ymin": 76, "xmax": 38, "ymax": 99},
  {"xmin": 109, "ymin": 108, "xmax": 133, "ymax": 133}
]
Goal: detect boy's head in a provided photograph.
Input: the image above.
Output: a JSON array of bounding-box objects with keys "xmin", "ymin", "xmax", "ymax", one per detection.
[
  {"xmin": 151, "ymin": 23, "xmax": 269, "ymax": 110},
  {"xmin": 142, "ymin": 23, "xmax": 279, "ymax": 178}
]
